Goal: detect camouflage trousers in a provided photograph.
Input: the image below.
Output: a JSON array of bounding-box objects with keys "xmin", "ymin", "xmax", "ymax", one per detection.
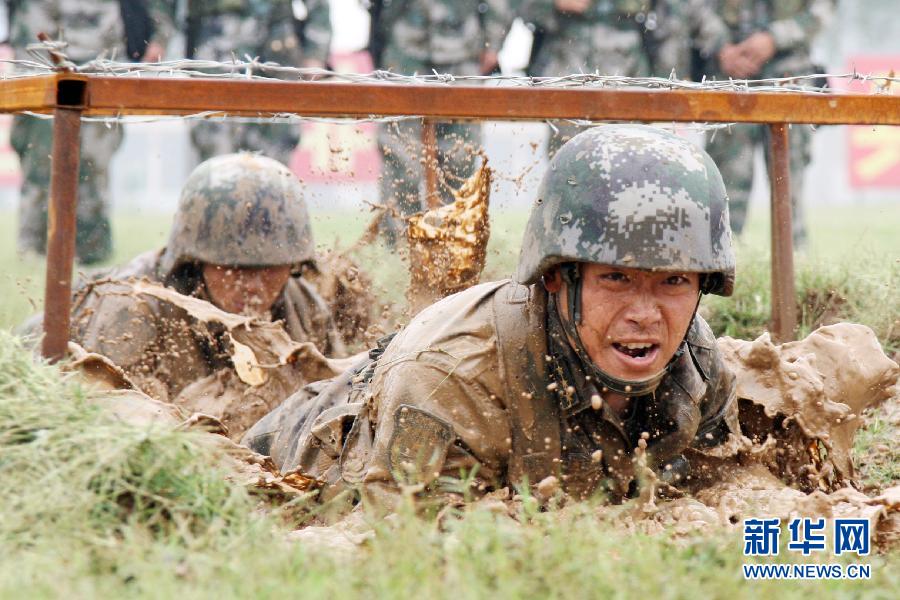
[
  {"xmin": 377, "ymin": 55, "xmax": 481, "ymax": 238},
  {"xmin": 705, "ymin": 123, "xmax": 812, "ymax": 245},
  {"xmin": 11, "ymin": 115, "xmax": 123, "ymax": 264},
  {"xmin": 190, "ymin": 120, "xmax": 299, "ymax": 167},
  {"xmin": 187, "ymin": 8, "xmax": 305, "ymax": 167}
]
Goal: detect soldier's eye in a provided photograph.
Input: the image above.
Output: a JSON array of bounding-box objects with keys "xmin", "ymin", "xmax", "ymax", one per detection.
[
  {"xmin": 663, "ymin": 275, "xmax": 689, "ymax": 286},
  {"xmin": 600, "ymin": 271, "xmax": 628, "ymax": 283}
]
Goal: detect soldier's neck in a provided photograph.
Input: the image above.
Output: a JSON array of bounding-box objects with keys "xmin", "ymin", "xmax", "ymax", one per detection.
[{"xmin": 605, "ymin": 392, "xmax": 631, "ymax": 418}]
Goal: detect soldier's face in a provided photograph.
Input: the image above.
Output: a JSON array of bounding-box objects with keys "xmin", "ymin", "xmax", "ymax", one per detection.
[
  {"xmin": 551, "ymin": 264, "xmax": 700, "ymax": 381},
  {"xmin": 202, "ymin": 263, "xmax": 292, "ymax": 317}
]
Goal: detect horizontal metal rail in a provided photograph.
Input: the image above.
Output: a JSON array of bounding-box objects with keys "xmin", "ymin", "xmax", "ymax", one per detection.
[
  {"xmin": 2, "ymin": 73, "xmax": 897, "ymax": 358},
  {"xmin": 3, "ymin": 73, "xmax": 900, "ymax": 124}
]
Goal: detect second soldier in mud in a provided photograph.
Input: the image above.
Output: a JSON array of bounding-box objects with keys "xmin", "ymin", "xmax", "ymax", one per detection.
[
  {"xmin": 59, "ymin": 154, "xmax": 345, "ymax": 409},
  {"xmin": 245, "ymin": 125, "xmax": 742, "ymax": 507}
]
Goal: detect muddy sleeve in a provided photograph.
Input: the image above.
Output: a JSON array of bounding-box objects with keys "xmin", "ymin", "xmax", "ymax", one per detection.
[
  {"xmin": 72, "ymin": 284, "xmax": 163, "ymax": 389},
  {"xmin": 692, "ymin": 346, "xmax": 740, "ymax": 449},
  {"xmin": 360, "ymin": 359, "xmax": 511, "ymax": 497},
  {"xmin": 767, "ymin": 0, "xmax": 834, "ymax": 52}
]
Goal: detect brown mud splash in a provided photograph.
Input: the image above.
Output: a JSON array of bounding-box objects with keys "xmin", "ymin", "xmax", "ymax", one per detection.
[
  {"xmin": 67, "ymin": 323, "xmax": 900, "ymax": 552},
  {"xmin": 406, "ymin": 161, "xmax": 492, "ymax": 315},
  {"xmin": 124, "ymin": 281, "xmax": 362, "ymax": 440},
  {"xmin": 306, "ymin": 249, "xmax": 375, "ymax": 349},
  {"xmin": 276, "ymin": 325, "xmax": 900, "ymax": 553},
  {"xmin": 718, "ymin": 323, "xmax": 899, "ymax": 492}
]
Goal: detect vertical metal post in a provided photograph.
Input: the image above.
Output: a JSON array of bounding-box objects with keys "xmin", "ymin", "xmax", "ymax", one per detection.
[
  {"xmin": 768, "ymin": 123, "xmax": 797, "ymax": 342},
  {"xmin": 422, "ymin": 118, "xmax": 440, "ymax": 209},
  {"xmin": 41, "ymin": 107, "xmax": 83, "ymax": 361}
]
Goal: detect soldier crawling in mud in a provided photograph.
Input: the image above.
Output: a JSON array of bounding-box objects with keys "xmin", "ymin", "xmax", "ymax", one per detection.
[
  {"xmin": 244, "ymin": 125, "xmax": 742, "ymax": 506},
  {"xmin": 25, "ymin": 153, "xmax": 345, "ymax": 408}
]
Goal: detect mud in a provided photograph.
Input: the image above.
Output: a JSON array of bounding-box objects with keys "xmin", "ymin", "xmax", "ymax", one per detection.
[
  {"xmin": 718, "ymin": 323, "xmax": 899, "ymax": 491},
  {"xmin": 124, "ymin": 281, "xmax": 362, "ymax": 440},
  {"xmin": 406, "ymin": 162, "xmax": 492, "ymax": 314},
  {"xmin": 290, "ymin": 323, "xmax": 900, "ymax": 552},
  {"xmin": 306, "ymin": 249, "xmax": 376, "ymax": 349},
  {"xmin": 596, "ymin": 323, "xmax": 900, "ymax": 542}
]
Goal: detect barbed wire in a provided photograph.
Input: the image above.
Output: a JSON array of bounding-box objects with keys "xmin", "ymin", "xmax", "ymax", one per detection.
[
  {"xmin": 9, "ymin": 39, "xmax": 900, "ymax": 91},
  {"xmin": 2, "ymin": 40, "xmax": 897, "ymax": 132}
]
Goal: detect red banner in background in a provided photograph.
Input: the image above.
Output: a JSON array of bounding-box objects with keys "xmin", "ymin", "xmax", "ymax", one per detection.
[
  {"xmin": 290, "ymin": 51, "xmax": 381, "ymax": 183},
  {"xmin": 839, "ymin": 56, "xmax": 900, "ymax": 189}
]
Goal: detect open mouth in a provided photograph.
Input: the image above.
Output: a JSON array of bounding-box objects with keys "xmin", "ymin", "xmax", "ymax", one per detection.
[{"xmin": 611, "ymin": 342, "xmax": 660, "ymax": 362}]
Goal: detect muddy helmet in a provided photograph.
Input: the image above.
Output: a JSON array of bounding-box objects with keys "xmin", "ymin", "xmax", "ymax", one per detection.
[
  {"xmin": 158, "ymin": 153, "xmax": 315, "ymax": 278},
  {"xmin": 516, "ymin": 124, "xmax": 735, "ymax": 296}
]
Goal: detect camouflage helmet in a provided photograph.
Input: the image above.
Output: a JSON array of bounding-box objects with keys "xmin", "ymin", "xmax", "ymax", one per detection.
[
  {"xmin": 516, "ymin": 124, "xmax": 735, "ymax": 296},
  {"xmin": 158, "ymin": 153, "xmax": 315, "ymax": 278}
]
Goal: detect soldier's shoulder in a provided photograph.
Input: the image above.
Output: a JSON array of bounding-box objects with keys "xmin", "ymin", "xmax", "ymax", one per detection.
[
  {"xmin": 74, "ymin": 285, "xmax": 161, "ymax": 368},
  {"xmin": 376, "ymin": 280, "xmax": 518, "ymax": 376},
  {"xmin": 108, "ymin": 249, "xmax": 164, "ymax": 281},
  {"xmin": 686, "ymin": 313, "xmax": 717, "ymax": 348},
  {"xmin": 685, "ymin": 313, "xmax": 727, "ymax": 381},
  {"xmin": 395, "ymin": 279, "xmax": 513, "ymax": 341},
  {"xmin": 75, "ymin": 249, "xmax": 162, "ymax": 288}
]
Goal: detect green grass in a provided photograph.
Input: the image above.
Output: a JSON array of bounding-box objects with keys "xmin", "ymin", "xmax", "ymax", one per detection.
[
  {"xmin": 0, "ymin": 204, "xmax": 898, "ymax": 596},
  {"xmin": 0, "ymin": 329, "xmax": 897, "ymax": 598}
]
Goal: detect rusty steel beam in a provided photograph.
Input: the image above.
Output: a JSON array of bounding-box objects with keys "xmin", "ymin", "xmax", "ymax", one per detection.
[
  {"xmin": 768, "ymin": 124, "xmax": 798, "ymax": 342},
  {"xmin": 0, "ymin": 74, "xmax": 62, "ymax": 112},
  {"xmin": 41, "ymin": 106, "xmax": 83, "ymax": 361},
  {"xmin": 422, "ymin": 119, "xmax": 440, "ymax": 209},
  {"xmin": 0, "ymin": 75, "xmax": 880, "ymax": 125}
]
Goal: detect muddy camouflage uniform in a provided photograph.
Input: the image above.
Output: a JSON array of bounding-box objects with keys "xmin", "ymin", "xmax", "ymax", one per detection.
[
  {"xmin": 703, "ymin": 0, "xmax": 834, "ymax": 244},
  {"xmin": 374, "ymin": 0, "xmax": 513, "ymax": 228},
  {"xmin": 8, "ymin": 0, "xmax": 170, "ymax": 264},
  {"xmin": 65, "ymin": 154, "xmax": 344, "ymax": 402},
  {"xmin": 244, "ymin": 125, "xmax": 741, "ymax": 506},
  {"xmin": 185, "ymin": 0, "xmax": 331, "ymax": 166}
]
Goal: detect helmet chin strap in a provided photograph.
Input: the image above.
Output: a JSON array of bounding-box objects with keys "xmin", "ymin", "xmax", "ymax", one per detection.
[{"xmin": 557, "ymin": 263, "xmax": 700, "ymax": 398}]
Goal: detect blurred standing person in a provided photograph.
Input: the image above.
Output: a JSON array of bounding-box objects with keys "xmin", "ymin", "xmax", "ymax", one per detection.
[
  {"xmin": 369, "ymin": 0, "xmax": 514, "ymax": 241},
  {"xmin": 703, "ymin": 0, "xmax": 834, "ymax": 245},
  {"xmin": 520, "ymin": 0, "xmax": 651, "ymax": 156},
  {"xmin": 185, "ymin": 0, "xmax": 331, "ymax": 166},
  {"xmin": 8, "ymin": 0, "xmax": 172, "ymax": 264},
  {"xmin": 638, "ymin": 0, "xmax": 729, "ymax": 81}
]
